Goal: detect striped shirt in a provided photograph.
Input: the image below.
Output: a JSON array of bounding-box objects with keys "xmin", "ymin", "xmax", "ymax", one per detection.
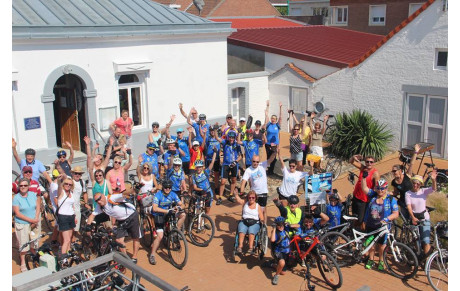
[{"xmin": 290, "ymin": 135, "xmax": 302, "ymax": 154}]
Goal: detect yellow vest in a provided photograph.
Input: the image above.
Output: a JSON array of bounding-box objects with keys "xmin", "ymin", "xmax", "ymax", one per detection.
[{"xmin": 286, "ymin": 207, "xmax": 302, "ymax": 236}]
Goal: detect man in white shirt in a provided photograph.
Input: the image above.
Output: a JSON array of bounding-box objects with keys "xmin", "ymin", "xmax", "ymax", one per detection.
[
  {"xmin": 239, "ymin": 151, "xmax": 277, "ymax": 223},
  {"xmin": 87, "ymin": 193, "xmax": 142, "ymax": 263}
]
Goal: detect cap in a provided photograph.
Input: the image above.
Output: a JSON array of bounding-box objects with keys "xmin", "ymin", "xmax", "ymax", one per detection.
[
  {"xmin": 246, "ymin": 129, "xmax": 254, "ymax": 135},
  {"xmin": 71, "ymin": 166, "xmax": 85, "ymax": 174},
  {"xmin": 176, "ymin": 127, "xmax": 184, "ymax": 133},
  {"xmin": 192, "ymin": 141, "xmax": 200, "ymax": 146},
  {"xmin": 239, "ymin": 117, "xmax": 246, "ymax": 122},
  {"xmin": 411, "ymin": 175, "xmax": 423, "ymax": 184},
  {"xmin": 22, "ymin": 166, "xmax": 33, "ymax": 173},
  {"xmin": 255, "ymin": 120, "xmax": 262, "ymax": 125},
  {"xmin": 226, "ymin": 114, "xmax": 233, "ymax": 118}
]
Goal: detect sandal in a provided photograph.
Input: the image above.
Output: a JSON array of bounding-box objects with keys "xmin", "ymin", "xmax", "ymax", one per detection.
[
  {"xmin": 20, "ymin": 264, "xmax": 27, "ymax": 272},
  {"xmin": 236, "ymin": 247, "xmax": 243, "ymax": 254}
]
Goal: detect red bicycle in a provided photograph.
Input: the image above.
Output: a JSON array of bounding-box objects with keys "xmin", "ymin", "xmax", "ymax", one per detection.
[{"xmin": 287, "ymin": 230, "xmax": 343, "ymax": 290}]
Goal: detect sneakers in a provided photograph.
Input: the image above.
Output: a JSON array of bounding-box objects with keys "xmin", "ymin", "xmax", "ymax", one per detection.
[
  {"xmin": 148, "ymin": 253, "xmax": 156, "ymax": 265},
  {"xmin": 301, "ymin": 259, "xmax": 306, "ymax": 267},
  {"xmin": 272, "ymin": 274, "xmax": 279, "ymax": 285},
  {"xmin": 236, "ymin": 247, "xmax": 243, "ymax": 254},
  {"xmin": 216, "ymin": 198, "xmax": 223, "ymax": 205},
  {"xmin": 365, "ymin": 259, "xmax": 375, "ymax": 269},
  {"xmin": 228, "ymin": 196, "xmax": 236, "ymax": 203},
  {"xmin": 378, "ymin": 261, "xmax": 385, "ymax": 271},
  {"xmin": 132, "ymin": 258, "xmax": 138, "ymax": 264}
]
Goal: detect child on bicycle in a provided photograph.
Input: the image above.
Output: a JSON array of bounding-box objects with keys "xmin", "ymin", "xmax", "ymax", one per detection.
[{"xmin": 269, "ymin": 216, "xmax": 291, "ymax": 285}]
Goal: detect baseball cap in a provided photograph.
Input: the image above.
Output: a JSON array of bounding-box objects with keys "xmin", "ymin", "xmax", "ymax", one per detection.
[
  {"xmin": 22, "ymin": 166, "xmax": 33, "ymax": 173},
  {"xmin": 176, "ymin": 127, "xmax": 184, "ymax": 133},
  {"xmin": 255, "ymin": 120, "xmax": 262, "ymax": 125},
  {"xmin": 226, "ymin": 114, "xmax": 232, "ymax": 119},
  {"xmin": 239, "ymin": 117, "xmax": 246, "ymax": 122},
  {"xmin": 192, "ymin": 141, "xmax": 200, "ymax": 146}
]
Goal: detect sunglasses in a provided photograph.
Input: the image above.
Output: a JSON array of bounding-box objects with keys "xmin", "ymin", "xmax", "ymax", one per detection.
[
  {"xmin": 19, "ymin": 184, "xmax": 29, "ymax": 188},
  {"xmin": 248, "ymin": 196, "xmax": 256, "ymax": 200},
  {"xmin": 64, "ymin": 183, "xmax": 73, "ymax": 186},
  {"xmin": 177, "ymin": 132, "xmax": 183, "ymax": 134},
  {"xmin": 114, "ymin": 161, "xmax": 122, "ymax": 165},
  {"xmin": 376, "ymin": 186, "xmax": 387, "ymax": 191},
  {"xmin": 365, "ymin": 160, "xmax": 374, "ymax": 164},
  {"xmin": 73, "ymin": 173, "xmax": 82, "ymax": 176},
  {"xmin": 163, "ymin": 187, "xmax": 172, "ymax": 189},
  {"xmin": 174, "ymin": 164, "xmax": 181, "ymax": 167},
  {"xmin": 95, "ymin": 174, "xmax": 103, "ymax": 177},
  {"xmin": 143, "ymin": 167, "xmax": 149, "ymax": 169},
  {"xmin": 252, "ymin": 160, "xmax": 260, "ymax": 163},
  {"xmin": 294, "ymin": 128, "xmax": 300, "ymax": 130},
  {"xmin": 289, "ymin": 165, "xmax": 296, "ymax": 168},
  {"xmin": 95, "ymin": 196, "xmax": 103, "ymax": 202},
  {"xmin": 58, "ymin": 155, "xmax": 66, "ymax": 158},
  {"xmin": 391, "ymin": 169, "xmax": 398, "ymax": 173},
  {"xmin": 152, "ymin": 125, "xmax": 159, "ymax": 128},
  {"xmin": 23, "ymin": 171, "xmax": 32, "ymax": 174}
]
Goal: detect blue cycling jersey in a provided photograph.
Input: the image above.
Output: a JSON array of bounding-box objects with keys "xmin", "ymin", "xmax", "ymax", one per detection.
[
  {"xmin": 326, "ymin": 204, "xmax": 342, "ymax": 228},
  {"xmin": 205, "ymin": 137, "xmax": 221, "ymax": 160},
  {"xmin": 192, "ymin": 168, "xmax": 212, "ymax": 195},
  {"xmin": 242, "ymin": 140, "xmax": 259, "ymax": 166},
  {"xmin": 222, "ymin": 140, "xmax": 241, "ymax": 166},
  {"xmin": 192, "ymin": 123, "xmax": 210, "ymax": 143},
  {"xmin": 163, "ymin": 150, "xmax": 180, "ymax": 167},
  {"xmin": 296, "ymin": 218, "xmax": 321, "ymax": 238},
  {"xmin": 152, "ymin": 191, "xmax": 180, "ymax": 216},
  {"xmin": 266, "ymin": 122, "xmax": 280, "ymax": 145},
  {"xmin": 171, "ymin": 135, "xmax": 190, "ymax": 162},
  {"xmin": 140, "ymin": 152, "xmax": 159, "ymax": 179},
  {"xmin": 274, "ymin": 229, "xmax": 290, "ymax": 254},
  {"xmin": 166, "ymin": 168, "xmax": 185, "ymax": 192}
]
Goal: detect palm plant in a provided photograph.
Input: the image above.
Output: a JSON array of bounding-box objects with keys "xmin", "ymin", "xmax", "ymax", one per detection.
[{"xmin": 325, "ymin": 110, "xmax": 393, "ymax": 161}]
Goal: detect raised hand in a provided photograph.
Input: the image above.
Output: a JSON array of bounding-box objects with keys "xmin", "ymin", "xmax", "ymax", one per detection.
[
  {"xmin": 83, "ymin": 136, "xmax": 91, "ymax": 145},
  {"xmin": 324, "ymin": 115, "xmax": 329, "ymax": 121},
  {"xmin": 12, "ymin": 138, "xmax": 16, "ymax": 149},
  {"xmin": 178, "ymin": 103, "xmax": 183, "ymax": 109},
  {"xmin": 170, "ymin": 114, "xmax": 176, "ymax": 121},
  {"xmin": 414, "ymin": 143, "xmax": 421, "ymax": 154},
  {"xmin": 187, "ymin": 127, "xmax": 194, "ymax": 133},
  {"xmin": 65, "ymin": 141, "xmax": 72, "ymax": 148},
  {"xmin": 279, "ymin": 101, "xmax": 282, "ymax": 107},
  {"xmin": 266, "ymin": 100, "xmax": 270, "ymax": 107},
  {"xmin": 311, "ymin": 112, "xmax": 316, "ymax": 118}
]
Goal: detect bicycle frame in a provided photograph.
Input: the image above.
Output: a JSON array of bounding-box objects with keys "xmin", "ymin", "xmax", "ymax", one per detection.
[{"xmin": 291, "ymin": 235, "xmax": 321, "ymax": 261}]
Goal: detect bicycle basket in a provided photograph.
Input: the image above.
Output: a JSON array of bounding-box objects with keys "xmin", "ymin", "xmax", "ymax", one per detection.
[
  {"xmin": 141, "ymin": 195, "xmax": 154, "ymax": 207},
  {"xmin": 437, "ymin": 224, "xmax": 448, "ymax": 239}
]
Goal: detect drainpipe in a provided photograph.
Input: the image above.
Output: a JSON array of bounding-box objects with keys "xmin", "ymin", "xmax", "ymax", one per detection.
[{"xmin": 287, "ymin": 0, "xmax": 290, "ymax": 16}]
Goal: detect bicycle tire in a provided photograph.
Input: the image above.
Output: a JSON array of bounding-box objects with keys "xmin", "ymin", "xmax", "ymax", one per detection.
[
  {"xmin": 258, "ymin": 224, "xmax": 268, "ymax": 259},
  {"xmin": 12, "ymin": 170, "xmax": 20, "ymax": 183},
  {"xmin": 42, "ymin": 205, "xmax": 55, "ymax": 232},
  {"xmin": 25, "ymin": 253, "xmax": 39, "ymax": 270},
  {"xmin": 325, "ymin": 158, "xmax": 342, "ymax": 181},
  {"xmin": 320, "ymin": 231, "xmax": 353, "ymax": 267},
  {"xmin": 140, "ymin": 215, "xmax": 154, "ymax": 248},
  {"xmin": 167, "ymin": 229, "xmax": 188, "ymax": 269},
  {"xmin": 425, "ymin": 249, "xmax": 448, "ymax": 291},
  {"xmin": 384, "ymin": 241, "xmax": 418, "ymax": 280},
  {"xmin": 424, "ymin": 172, "xmax": 448, "ymax": 192},
  {"xmin": 188, "ymin": 214, "xmax": 215, "ymax": 247},
  {"xmin": 316, "ymin": 250, "xmax": 343, "ymax": 289}
]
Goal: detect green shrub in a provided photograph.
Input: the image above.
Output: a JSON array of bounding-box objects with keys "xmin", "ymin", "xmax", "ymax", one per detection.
[{"xmin": 325, "ymin": 109, "xmax": 394, "ymax": 161}]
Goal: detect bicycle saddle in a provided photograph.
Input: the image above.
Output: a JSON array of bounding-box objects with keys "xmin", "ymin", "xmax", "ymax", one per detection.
[
  {"xmin": 426, "ymin": 206, "xmax": 436, "ymax": 213},
  {"xmin": 342, "ymin": 215, "xmax": 358, "ymax": 221},
  {"xmin": 424, "ymin": 163, "xmax": 436, "ymax": 168}
]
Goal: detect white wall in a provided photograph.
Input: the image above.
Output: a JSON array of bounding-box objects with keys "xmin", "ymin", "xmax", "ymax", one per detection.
[
  {"xmin": 289, "ymin": 0, "xmax": 330, "ymax": 17},
  {"xmin": 12, "ymin": 34, "xmax": 229, "ymax": 152},
  {"xmin": 311, "ymin": 0, "xmax": 448, "ymax": 150},
  {"xmin": 265, "ymin": 52, "xmax": 339, "ymax": 79}
]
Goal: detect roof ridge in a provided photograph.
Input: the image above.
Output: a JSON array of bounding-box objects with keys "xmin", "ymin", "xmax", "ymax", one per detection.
[
  {"xmin": 286, "ymin": 62, "xmax": 316, "ymax": 82},
  {"xmin": 348, "ymin": 0, "xmax": 436, "ymax": 68}
]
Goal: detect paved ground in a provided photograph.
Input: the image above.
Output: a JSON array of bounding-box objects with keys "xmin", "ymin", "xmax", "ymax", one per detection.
[{"xmin": 12, "ymin": 132, "xmax": 447, "ymax": 290}]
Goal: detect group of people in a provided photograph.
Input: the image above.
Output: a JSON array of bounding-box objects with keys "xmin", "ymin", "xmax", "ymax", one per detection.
[{"xmin": 12, "ymin": 100, "xmax": 439, "ymax": 287}]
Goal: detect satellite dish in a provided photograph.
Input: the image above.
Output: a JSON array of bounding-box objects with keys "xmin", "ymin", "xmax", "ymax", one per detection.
[{"xmin": 313, "ymin": 101, "xmax": 326, "ymax": 114}]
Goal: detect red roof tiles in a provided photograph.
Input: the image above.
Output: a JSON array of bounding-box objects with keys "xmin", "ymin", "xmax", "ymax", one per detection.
[
  {"xmin": 287, "ymin": 63, "xmax": 316, "ymax": 82},
  {"xmin": 212, "ymin": 17, "xmax": 304, "ymax": 29},
  {"xmin": 228, "ymin": 26, "xmax": 384, "ymax": 68}
]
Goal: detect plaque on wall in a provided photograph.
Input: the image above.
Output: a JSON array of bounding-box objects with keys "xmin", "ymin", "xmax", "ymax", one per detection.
[{"xmin": 24, "ymin": 117, "xmax": 41, "ymax": 130}]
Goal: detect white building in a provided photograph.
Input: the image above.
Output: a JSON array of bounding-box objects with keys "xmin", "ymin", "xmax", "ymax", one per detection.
[
  {"xmin": 289, "ymin": 0, "xmax": 330, "ymax": 17},
  {"xmin": 310, "ymin": 0, "xmax": 448, "ymax": 157},
  {"xmin": 12, "ymin": 0, "xmax": 233, "ymax": 166}
]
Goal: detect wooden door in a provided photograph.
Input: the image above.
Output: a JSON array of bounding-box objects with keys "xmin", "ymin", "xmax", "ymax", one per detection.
[{"xmin": 58, "ymin": 89, "xmax": 81, "ymax": 151}]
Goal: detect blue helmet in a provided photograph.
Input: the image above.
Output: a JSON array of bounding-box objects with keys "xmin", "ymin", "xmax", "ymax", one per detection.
[
  {"xmin": 227, "ymin": 131, "xmax": 237, "ymax": 138},
  {"xmin": 147, "ymin": 142, "xmax": 157, "ymax": 149},
  {"xmin": 274, "ymin": 216, "xmax": 286, "ymax": 225},
  {"xmin": 57, "ymin": 150, "xmax": 66, "ymax": 157}
]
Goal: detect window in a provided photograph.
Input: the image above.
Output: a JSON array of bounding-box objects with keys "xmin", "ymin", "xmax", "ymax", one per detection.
[
  {"xmin": 231, "ymin": 87, "xmax": 245, "ymax": 120},
  {"xmin": 290, "ymin": 7, "xmax": 302, "ymax": 16},
  {"xmin": 409, "ymin": 3, "xmax": 424, "ymax": 16},
  {"xmin": 369, "ymin": 5, "xmax": 386, "ymax": 25},
  {"xmin": 289, "ymin": 87, "xmax": 307, "ymax": 113},
  {"xmin": 435, "ymin": 49, "xmax": 448, "ymax": 70},
  {"xmin": 312, "ymin": 7, "xmax": 329, "ymax": 17},
  {"xmin": 118, "ymin": 74, "xmax": 143, "ymax": 126},
  {"xmin": 333, "ymin": 6, "xmax": 348, "ymax": 25}
]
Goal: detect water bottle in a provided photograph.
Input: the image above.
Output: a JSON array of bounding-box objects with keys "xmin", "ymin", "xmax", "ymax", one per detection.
[
  {"xmin": 363, "ymin": 235, "xmax": 374, "ymax": 247},
  {"xmin": 116, "ymin": 178, "xmax": 121, "ymax": 192}
]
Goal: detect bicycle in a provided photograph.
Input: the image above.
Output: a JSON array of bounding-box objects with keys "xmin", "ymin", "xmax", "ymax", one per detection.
[
  {"xmin": 324, "ymin": 221, "xmax": 418, "ymax": 280},
  {"xmin": 19, "ymin": 232, "xmax": 54, "ymax": 270},
  {"xmin": 287, "ymin": 228, "xmax": 343, "ymax": 290},
  {"xmin": 162, "ymin": 204, "xmax": 189, "ymax": 269},
  {"xmin": 40, "ymin": 195, "xmax": 56, "ymax": 232},
  {"xmin": 137, "ymin": 190, "xmax": 155, "ymax": 249},
  {"xmin": 425, "ymin": 221, "xmax": 448, "ymax": 291},
  {"xmin": 82, "ymin": 224, "xmax": 126, "ymax": 262},
  {"xmin": 185, "ymin": 192, "xmax": 216, "ymax": 247}
]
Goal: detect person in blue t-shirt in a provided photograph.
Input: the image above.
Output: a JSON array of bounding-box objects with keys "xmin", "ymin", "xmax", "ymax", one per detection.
[
  {"xmin": 204, "ymin": 125, "xmax": 222, "ymax": 193},
  {"xmin": 325, "ymin": 190, "xmax": 343, "ymax": 228},
  {"xmin": 269, "ymin": 216, "xmax": 291, "ymax": 285},
  {"xmin": 166, "ymin": 158, "xmax": 187, "ymax": 199},
  {"xmin": 12, "ymin": 139, "xmax": 52, "ymax": 185},
  {"xmin": 296, "ymin": 213, "xmax": 329, "ymax": 239},
  {"xmin": 138, "ymin": 143, "xmax": 161, "ymax": 180},
  {"xmin": 163, "ymin": 139, "xmax": 186, "ymax": 172},
  {"xmin": 149, "ymin": 180, "xmax": 185, "ymax": 265},
  {"xmin": 169, "ymin": 127, "xmax": 191, "ymax": 176},
  {"xmin": 237, "ymin": 129, "xmax": 259, "ymax": 170},
  {"xmin": 191, "ymin": 151, "xmax": 217, "ymax": 214},
  {"xmin": 218, "ymin": 131, "xmax": 242, "ymax": 205},
  {"xmin": 263, "ymin": 100, "xmax": 283, "ymax": 175},
  {"xmin": 188, "ymin": 112, "xmax": 210, "ymax": 144}
]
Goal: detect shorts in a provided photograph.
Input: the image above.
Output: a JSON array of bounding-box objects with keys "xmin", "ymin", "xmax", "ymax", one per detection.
[
  {"xmin": 237, "ymin": 220, "xmax": 260, "ymax": 235},
  {"xmin": 200, "ymin": 192, "xmax": 213, "ymax": 208},
  {"xmin": 366, "ymin": 225, "xmax": 387, "ymax": 245},
  {"xmin": 311, "ymin": 146, "xmax": 324, "ymax": 158},
  {"xmin": 274, "ymin": 251, "xmax": 289, "ymax": 262},
  {"xmin": 182, "ymin": 162, "xmax": 190, "ymax": 175},
  {"xmin": 290, "ymin": 152, "xmax": 303, "ymax": 162},
  {"xmin": 153, "ymin": 212, "xmax": 181, "ymax": 232},
  {"xmin": 221, "ymin": 165, "xmax": 238, "ymax": 179},
  {"xmin": 419, "ymin": 220, "xmax": 431, "ymax": 245},
  {"xmin": 257, "ymin": 194, "xmax": 268, "ymax": 207},
  {"xmin": 57, "ymin": 214, "xmax": 76, "ymax": 231},
  {"xmin": 15, "ymin": 222, "xmax": 41, "ymax": 252},
  {"xmin": 352, "ymin": 197, "xmax": 368, "ymax": 225},
  {"xmin": 116, "ymin": 212, "xmax": 142, "ymax": 239},
  {"xmin": 206, "ymin": 158, "xmax": 221, "ymax": 173}
]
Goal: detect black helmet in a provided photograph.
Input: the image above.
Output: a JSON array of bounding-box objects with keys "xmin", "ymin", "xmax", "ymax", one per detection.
[
  {"xmin": 25, "ymin": 148, "xmax": 36, "ymax": 156},
  {"xmin": 162, "ymin": 180, "xmax": 173, "ymax": 189},
  {"xmin": 151, "ymin": 121, "xmax": 160, "ymax": 128},
  {"xmin": 288, "ymin": 195, "xmax": 300, "ymax": 205},
  {"xmin": 199, "ymin": 114, "xmax": 206, "ymax": 120}
]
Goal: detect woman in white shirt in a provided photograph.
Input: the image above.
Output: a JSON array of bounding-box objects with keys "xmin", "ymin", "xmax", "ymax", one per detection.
[
  {"xmin": 56, "ymin": 176, "xmax": 76, "ymax": 256},
  {"xmin": 234, "ymin": 190, "xmax": 264, "ymax": 255}
]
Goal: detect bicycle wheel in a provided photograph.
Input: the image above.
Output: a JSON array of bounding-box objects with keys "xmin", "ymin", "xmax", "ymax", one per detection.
[
  {"xmin": 384, "ymin": 241, "xmax": 418, "ymax": 280},
  {"xmin": 140, "ymin": 215, "xmax": 154, "ymax": 248},
  {"xmin": 42, "ymin": 205, "xmax": 55, "ymax": 232},
  {"xmin": 167, "ymin": 229, "xmax": 188, "ymax": 269},
  {"xmin": 12, "ymin": 170, "xmax": 20, "ymax": 183},
  {"xmin": 258, "ymin": 224, "xmax": 268, "ymax": 260},
  {"xmin": 320, "ymin": 231, "xmax": 353, "ymax": 267},
  {"xmin": 25, "ymin": 253, "xmax": 39, "ymax": 270},
  {"xmin": 316, "ymin": 250, "xmax": 343, "ymax": 289},
  {"xmin": 426, "ymin": 249, "xmax": 448, "ymax": 291},
  {"xmin": 325, "ymin": 159, "xmax": 342, "ymax": 181},
  {"xmin": 424, "ymin": 172, "xmax": 448, "ymax": 192},
  {"xmin": 188, "ymin": 214, "xmax": 215, "ymax": 247}
]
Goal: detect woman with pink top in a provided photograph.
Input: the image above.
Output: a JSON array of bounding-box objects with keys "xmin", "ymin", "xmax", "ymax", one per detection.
[
  {"xmin": 106, "ymin": 154, "xmax": 132, "ymax": 193},
  {"xmin": 111, "ymin": 110, "xmax": 134, "ymax": 148}
]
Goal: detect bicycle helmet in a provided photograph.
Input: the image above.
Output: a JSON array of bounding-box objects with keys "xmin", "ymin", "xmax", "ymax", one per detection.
[
  {"xmin": 57, "ymin": 150, "xmax": 66, "ymax": 157},
  {"xmin": 227, "ymin": 131, "xmax": 237, "ymax": 138},
  {"xmin": 329, "ymin": 193, "xmax": 340, "ymax": 201},
  {"xmin": 151, "ymin": 121, "xmax": 160, "ymax": 128},
  {"xmin": 274, "ymin": 216, "xmax": 286, "ymax": 225},
  {"xmin": 166, "ymin": 138, "xmax": 175, "ymax": 144},
  {"xmin": 199, "ymin": 114, "xmax": 206, "ymax": 120},
  {"xmin": 25, "ymin": 148, "xmax": 36, "ymax": 156},
  {"xmin": 377, "ymin": 178, "xmax": 388, "ymax": 188},
  {"xmin": 173, "ymin": 158, "xmax": 182, "ymax": 165},
  {"xmin": 246, "ymin": 129, "xmax": 254, "ymax": 135},
  {"xmin": 162, "ymin": 180, "xmax": 173, "ymax": 189},
  {"xmin": 194, "ymin": 160, "xmax": 204, "ymax": 167},
  {"xmin": 146, "ymin": 142, "xmax": 157, "ymax": 149},
  {"xmin": 288, "ymin": 195, "xmax": 300, "ymax": 205}
]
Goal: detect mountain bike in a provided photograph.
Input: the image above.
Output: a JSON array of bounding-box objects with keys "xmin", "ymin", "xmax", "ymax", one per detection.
[
  {"xmin": 162, "ymin": 205, "xmax": 189, "ymax": 269},
  {"xmin": 19, "ymin": 232, "xmax": 54, "ymax": 270},
  {"xmin": 324, "ymin": 222, "xmax": 418, "ymax": 280},
  {"xmin": 137, "ymin": 190, "xmax": 155, "ymax": 249},
  {"xmin": 40, "ymin": 195, "xmax": 56, "ymax": 232},
  {"xmin": 82, "ymin": 224, "xmax": 126, "ymax": 263},
  {"xmin": 425, "ymin": 221, "xmax": 448, "ymax": 291},
  {"xmin": 185, "ymin": 192, "xmax": 215, "ymax": 247}
]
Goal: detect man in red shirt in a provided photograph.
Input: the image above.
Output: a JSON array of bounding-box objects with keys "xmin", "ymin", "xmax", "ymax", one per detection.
[
  {"xmin": 349, "ymin": 154, "xmax": 380, "ymax": 229},
  {"xmin": 12, "ymin": 166, "xmax": 42, "ymax": 196}
]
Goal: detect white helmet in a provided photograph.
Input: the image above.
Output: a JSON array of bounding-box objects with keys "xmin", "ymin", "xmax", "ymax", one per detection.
[
  {"xmin": 173, "ymin": 158, "xmax": 182, "ymax": 165},
  {"xmin": 166, "ymin": 138, "xmax": 175, "ymax": 144}
]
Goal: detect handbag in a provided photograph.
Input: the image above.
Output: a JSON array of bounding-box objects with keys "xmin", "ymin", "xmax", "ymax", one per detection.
[{"xmin": 243, "ymin": 218, "xmax": 258, "ymax": 226}]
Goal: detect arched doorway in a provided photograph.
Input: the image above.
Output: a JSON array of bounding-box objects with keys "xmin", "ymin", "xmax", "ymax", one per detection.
[{"xmin": 53, "ymin": 74, "xmax": 87, "ymax": 152}]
